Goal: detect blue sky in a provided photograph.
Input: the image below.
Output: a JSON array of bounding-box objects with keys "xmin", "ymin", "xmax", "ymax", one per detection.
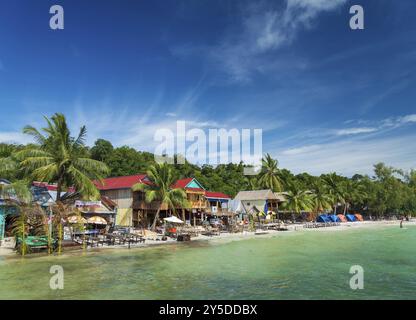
[{"xmin": 0, "ymin": 0, "xmax": 415, "ymax": 176}]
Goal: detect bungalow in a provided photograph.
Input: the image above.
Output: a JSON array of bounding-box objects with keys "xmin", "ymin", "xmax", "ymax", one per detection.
[
  {"xmin": 32, "ymin": 181, "xmax": 76, "ymax": 203},
  {"xmin": 0, "ymin": 178, "xmax": 12, "ymax": 241},
  {"xmin": 205, "ymin": 191, "xmax": 231, "ymax": 216},
  {"xmin": 96, "ymin": 174, "xmax": 231, "ymax": 228},
  {"xmin": 95, "ymin": 174, "xmax": 150, "ymax": 226},
  {"xmin": 74, "ymin": 197, "xmax": 118, "ymax": 226},
  {"xmin": 230, "ymin": 189, "xmax": 284, "ymax": 219},
  {"xmin": 0, "ymin": 179, "xmax": 20, "ymax": 243},
  {"xmin": 171, "ymin": 178, "xmax": 206, "ymax": 224}
]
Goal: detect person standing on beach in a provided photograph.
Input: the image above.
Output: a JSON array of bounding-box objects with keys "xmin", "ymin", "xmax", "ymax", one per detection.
[{"xmin": 400, "ymin": 218, "xmax": 404, "ymax": 228}]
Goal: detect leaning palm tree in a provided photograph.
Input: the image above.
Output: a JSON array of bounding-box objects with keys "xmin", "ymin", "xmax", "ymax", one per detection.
[
  {"xmin": 282, "ymin": 183, "xmax": 313, "ymax": 222},
  {"xmin": 132, "ymin": 163, "xmax": 189, "ymax": 230},
  {"xmin": 258, "ymin": 153, "xmax": 282, "ymax": 192},
  {"xmin": 15, "ymin": 113, "xmax": 109, "ymax": 201}
]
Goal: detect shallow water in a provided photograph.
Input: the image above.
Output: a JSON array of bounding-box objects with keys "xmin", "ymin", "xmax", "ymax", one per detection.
[{"xmin": 1, "ymin": 225, "xmax": 415, "ymax": 300}]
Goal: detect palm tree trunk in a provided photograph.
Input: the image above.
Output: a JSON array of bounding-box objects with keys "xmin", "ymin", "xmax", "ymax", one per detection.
[
  {"xmin": 21, "ymin": 219, "xmax": 26, "ymax": 256},
  {"xmin": 56, "ymin": 180, "xmax": 62, "ymax": 202},
  {"xmin": 151, "ymin": 207, "xmax": 161, "ymax": 230},
  {"xmin": 58, "ymin": 223, "xmax": 62, "ymax": 255}
]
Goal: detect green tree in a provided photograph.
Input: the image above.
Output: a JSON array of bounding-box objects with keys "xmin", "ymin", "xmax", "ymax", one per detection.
[
  {"xmin": 322, "ymin": 173, "xmax": 346, "ymax": 214},
  {"xmin": 15, "ymin": 113, "xmax": 109, "ymax": 201},
  {"xmin": 310, "ymin": 179, "xmax": 333, "ymax": 213},
  {"xmin": 283, "ymin": 182, "xmax": 313, "ymax": 221},
  {"xmin": 258, "ymin": 153, "xmax": 282, "ymax": 192},
  {"xmin": 106, "ymin": 146, "xmax": 155, "ymax": 176},
  {"xmin": 341, "ymin": 180, "xmax": 367, "ymax": 215},
  {"xmin": 90, "ymin": 139, "xmax": 114, "ymax": 163}
]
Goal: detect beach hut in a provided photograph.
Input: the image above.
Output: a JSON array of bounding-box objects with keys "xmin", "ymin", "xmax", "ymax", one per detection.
[
  {"xmin": 337, "ymin": 214, "xmax": 348, "ymax": 222},
  {"xmin": 317, "ymin": 214, "xmax": 331, "ymax": 223},
  {"xmin": 354, "ymin": 213, "xmax": 364, "ymax": 221},
  {"xmin": 346, "ymin": 214, "xmax": 356, "ymax": 222}
]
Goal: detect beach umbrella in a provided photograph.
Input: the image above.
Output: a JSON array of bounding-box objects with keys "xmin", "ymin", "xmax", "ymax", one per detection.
[
  {"xmin": 87, "ymin": 216, "xmax": 108, "ymax": 225},
  {"xmin": 67, "ymin": 215, "xmax": 87, "ymax": 224},
  {"xmin": 163, "ymin": 216, "xmax": 184, "ymax": 224}
]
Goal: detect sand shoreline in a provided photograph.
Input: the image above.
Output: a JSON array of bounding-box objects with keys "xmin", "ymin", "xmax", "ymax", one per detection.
[{"xmin": 1, "ymin": 220, "xmax": 415, "ymax": 258}]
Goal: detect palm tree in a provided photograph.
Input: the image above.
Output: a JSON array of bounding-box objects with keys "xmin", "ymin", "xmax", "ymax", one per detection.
[
  {"xmin": 132, "ymin": 163, "xmax": 190, "ymax": 230},
  {"xmin": 341, "ymin": 180, "xmax": 367, "ymax": 215},
  {"xmin": 258, "ymin": 153, "xmax": 282, "ymax": 192},
  {"xmin": 0, "ymin": 145, "xmax": 18, "ymax": 178},
  {"xmin": 283, "ymin": 182, "xmax": 313, "ymax": 222},
  {"xmin": 15, "ymin": 113, "xmax": 109, "ymax": 201},
  {"xmin": 245, "ymin": 176, "xmax": 261, "ymax": 191},
  {"xmin": 50, "ymin": 203, "xmax": 76, "ymax": 255},
  {"xmin": 322, "ymin": 173, "xmax": 345, "ymax": 214},
  {"xmin": 9, "ymin": 201, "xmax": 46, "ymax": 256},
  {"xmin": 310, "ymin": 179, "xmax": 333, "ymax": 213}
]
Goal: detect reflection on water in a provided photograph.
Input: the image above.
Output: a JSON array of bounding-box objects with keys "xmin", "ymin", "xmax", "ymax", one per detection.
[{"xmin": 1, "ymin": 226, "xmax": 415, "ymax": 300}]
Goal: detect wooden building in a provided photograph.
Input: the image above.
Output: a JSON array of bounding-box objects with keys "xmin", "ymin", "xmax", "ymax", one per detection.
[
  {"xmin": 96, "ymin": 175, "xmax": 231, "ymax": 227},
  {"xmin": 95, "ymin": 174, "xmax": 150, "ymax": 226}
]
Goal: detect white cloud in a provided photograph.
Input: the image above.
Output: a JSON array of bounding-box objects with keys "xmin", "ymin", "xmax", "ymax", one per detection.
[
  {"xmin": 335, "ymin": 127, "xmax": 378, "ymax": 136},
  {"xmin": 0, "ymin": 132, "xmax": 31, "ymax": 144},
  {"xmin": 281, "ymin": 144, "xmax": 321, "ymax": 155},
  {"xmin": 166, "ymin": 112, "xmax": 177, "ymax": 117},
  {"xmin": 276, "ymin": 134, "xmax": 416, "ymax": 176},
  {"xmin": 208, "ymin": 0, "xmax": 347, "ymax": 82},
  {"xmin": 400, "ymin": 114, "xmax": 416, "ymax": 124}
]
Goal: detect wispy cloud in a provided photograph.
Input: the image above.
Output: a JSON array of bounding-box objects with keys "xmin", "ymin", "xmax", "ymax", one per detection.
[
  {"xmin": 208, "ymin": 0, "xmax": 347, "ymax": 83},
  {"xmin": 335, "ymin": 127, "xmax": 378, "ymax": 136},
  {"xmin": 281, "ymin": 144, "xmax": 321, "ymax": 156},
  {"xmin": 400, "ymin": 114, "xmax": 416, "ymax": 124},
  {"xmin": 277, "ymin": 133, "xmax": 416, "ymax": 176},
  {"xmin": 275, "ymin": 112, "xmax": 416, "ymax": 175}
]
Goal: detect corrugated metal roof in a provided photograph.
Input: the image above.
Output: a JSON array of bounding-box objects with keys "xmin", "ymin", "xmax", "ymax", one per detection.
[{"xmin": 234, "ymin": 189, "xmax": 278, "ymax": 201}]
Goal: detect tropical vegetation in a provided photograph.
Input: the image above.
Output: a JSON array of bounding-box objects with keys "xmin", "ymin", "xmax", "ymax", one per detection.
[{"xmin": 1, "ymin": 113, "xmax": 415, "ymax": 230}]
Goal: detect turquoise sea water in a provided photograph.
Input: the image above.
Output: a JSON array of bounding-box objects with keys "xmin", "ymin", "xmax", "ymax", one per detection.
[{"xmin": 0, "ymin": 225, "xmax": 415, "ymax": 300}]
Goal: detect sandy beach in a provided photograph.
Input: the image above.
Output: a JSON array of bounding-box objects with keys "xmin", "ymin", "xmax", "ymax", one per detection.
[{"xmin": 1, "ymin": 220, "xmax": 414, "ymax": 258}]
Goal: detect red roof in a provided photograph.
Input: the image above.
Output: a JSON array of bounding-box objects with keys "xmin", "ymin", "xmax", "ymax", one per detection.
[
  {"xmin": 171, "ymin": 178, "xmax": 194, "ymax": 189},
  {"xmin": 205, "ymin": 191, "xmax": 231, "ymax": 199},
  {"xmin": 95, "ymin": 174, "xmax": 148, "ymax": 190},
  {"xmin": 33, "ymin": 181, "xmax": 75, "ymax": 193}
]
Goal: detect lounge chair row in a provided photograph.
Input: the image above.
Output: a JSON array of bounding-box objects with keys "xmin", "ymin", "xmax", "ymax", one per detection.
[{"xmin": 303, "ymin": 222, "xmax": 341, "ymax": 228}]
